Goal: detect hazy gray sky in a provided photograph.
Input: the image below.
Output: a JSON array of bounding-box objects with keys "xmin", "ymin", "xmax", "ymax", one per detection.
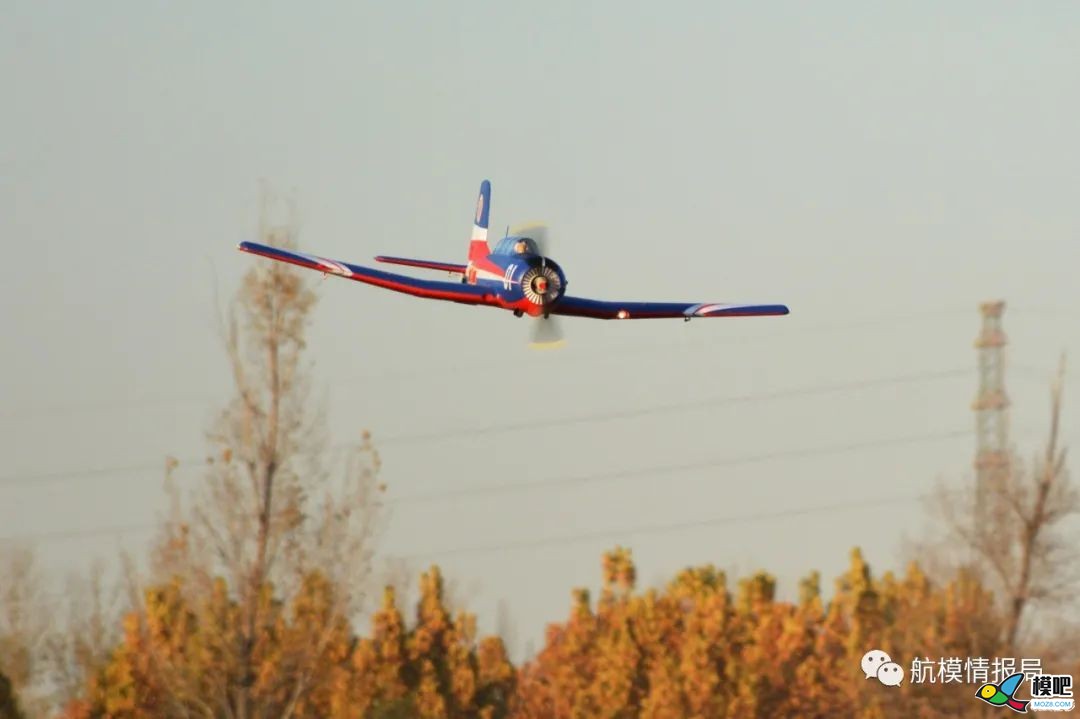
[{"xmin": 3, "ymin": 0, "xmax": 1079, "ymax": 656}]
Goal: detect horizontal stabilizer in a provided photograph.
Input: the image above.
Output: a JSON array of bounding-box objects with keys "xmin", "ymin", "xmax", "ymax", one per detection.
[{"xmin": 375, "ymin": 255, "xmax": 467, "ymax": 274}]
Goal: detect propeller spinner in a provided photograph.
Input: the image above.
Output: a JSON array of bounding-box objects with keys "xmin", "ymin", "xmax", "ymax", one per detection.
[{"xmin": 512, "ymin": 222, "xmax": 566, "ymax": 349}]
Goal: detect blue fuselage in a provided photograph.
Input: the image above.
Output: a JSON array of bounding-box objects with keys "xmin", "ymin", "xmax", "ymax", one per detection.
[{"xmin": 467, "ymin": 236, "xmax": 568, "ymax": 314}]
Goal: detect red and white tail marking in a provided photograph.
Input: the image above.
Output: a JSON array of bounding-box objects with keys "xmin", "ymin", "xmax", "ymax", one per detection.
[{"xmin": 468, "ymin": 180, "xmax": 492, "ymax": 263}]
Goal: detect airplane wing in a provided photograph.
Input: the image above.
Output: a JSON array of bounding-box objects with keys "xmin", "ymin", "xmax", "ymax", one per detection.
[
  {"xmin": 549, "ymin": 295, "xmax": 790, "ymax": 320},
  {"xmin": 374, "ymin": 255, "xmax": 467, "ymax": 274},
  {"xmin": 237, "ymin": 241, "xmax": 491, "ymax": 306}
]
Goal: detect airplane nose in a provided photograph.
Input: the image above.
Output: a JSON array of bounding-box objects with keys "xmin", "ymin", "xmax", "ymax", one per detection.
[{"xmin": 521, "ymin": 259, "xmax": 564, "ymax": 306}]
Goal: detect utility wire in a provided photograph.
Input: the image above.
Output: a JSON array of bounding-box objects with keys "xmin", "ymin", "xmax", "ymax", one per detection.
[
  {"xmin": 0, "ymin": 490, "xmax": 947, "ymax": 608},
  {"xmin": 1, "ymin": 308, "xmax": 980, "ymax": 420},
  {"xmin": 4, "ymin": 307, "xmax": 1071, "ymax": 422},
  {"xmin": 0, "ymin": 367, "xmax": 970, "ymax": 487},
  {"xmin": 0, "ymin": 427, "xmax": 970, "ymax": 546},
  {"xmin": 0, "ymin": 522, "xmax": 161, "ymax": 544},
  {"xmin": 400, "ymin": 492, "xmax": 933, "ymax": 560},
  {"xmin": 0, "ymin": 491, "xmax": 935, "ymax": 557},
  {"xmin": 386, "ymin": 428, "xmax": 971, "ymax": 505},
  {"xmin": 0, "ymin": 460, "xmax": 180, "ymax": 487},
  {"xmin": 375, "ymin": 369, "xmax": 970, "ymax": 448}
]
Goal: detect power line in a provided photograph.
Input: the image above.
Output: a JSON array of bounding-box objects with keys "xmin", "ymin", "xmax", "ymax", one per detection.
[
  {"xmin": 0, "ymin": 493, "xmax": 932, "ymax": 553},
  {"xmin": 0, "ymin": 491, "xmax": 944, "ymax": 608},
  {"xmin": 386, "ymin": 428, "xmax": 972, "ymax": 505},
  {"xmin": 0, "ymin": 522, "xmax": 160, "ymax": 545},
  {"xmin": 399, "ymin": 492, "xmax": 933, "ymax": 560},
  {"xmin": 0, "ymin": 393, "xmax": 226, "ymax": 420},
  {"xmin": 1, "ymin": 308, "xmax": 980, "ymax": 420},
  {"xmin": 4, "ymin": 307, "xmax": 1072, "ymax": 425},
  {"xmin": 375, "ymin": 368, "xmax": 971, "ymax": 448},
  {"xmin": 0, "ymin": 367, "xmax": 971, "ymax": 488},
  {"xmin": 0, "ymin": 458, "xmax": 204, "ymax": 487},
  {"xmin": 0, "ymin": 426, "xmax": 972, "ymax": 547}
]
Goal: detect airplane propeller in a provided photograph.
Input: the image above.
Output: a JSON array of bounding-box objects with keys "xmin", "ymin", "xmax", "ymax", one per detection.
[{"xmin": 512, "ymin": 222, "xmax": 566, "ymax": 350}]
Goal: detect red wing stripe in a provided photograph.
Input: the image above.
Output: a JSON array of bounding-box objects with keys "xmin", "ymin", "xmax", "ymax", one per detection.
[{"xmin": 238, "ymin": 242, "xmax": 491, "ymax": 305}]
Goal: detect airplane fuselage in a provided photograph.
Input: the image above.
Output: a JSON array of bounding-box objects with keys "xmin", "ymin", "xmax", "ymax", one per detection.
[{"xmin": 463, "ymin": 239, "xmax": 567, "ymax": 317}]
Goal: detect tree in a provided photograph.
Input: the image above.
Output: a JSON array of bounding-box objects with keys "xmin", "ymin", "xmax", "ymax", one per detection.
[
  {"xmin": 43, "ymin": 560, "xmax": 124, "ymax": 715},
  {"xmin": 0, "ymin": 666, "xmax": 25, "ymax": 719},
  {"xmin": 922, "ymin": 355, "xmax": 1078, "ymax": 657},
  {"xmin": 0, "ymin": 546, "xmax": 51, "ymax": 717},
  {"xmin": 64, "ymin": 563, "xmax": 515, "ymax": 719},
  {"xmin": 511, "ymin": 546, "xmax": 1010, "ymax": 719},
  {"xmin": 104, "ymin": 184, "xmax": 387, "ymax": 718},
  {"xmin": 0, "ymin": 543, "xmax": 122, "ymax": 718},
  {"xmin": 62, "ymin": 537, "xmax": 1027, "ymax": 719}
]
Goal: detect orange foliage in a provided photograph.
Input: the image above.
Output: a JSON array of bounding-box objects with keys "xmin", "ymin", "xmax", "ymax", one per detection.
[
  {"xmin": 61, "ymin": 567, "xmax": 514, "ymax": 719},
  {"xmin": 60, "ymin": 547, "xmax": 1061, "ymax": 719},
  {"xmin": 511, "ymin": 547, "xmax": 1011, "ymax": 719}
]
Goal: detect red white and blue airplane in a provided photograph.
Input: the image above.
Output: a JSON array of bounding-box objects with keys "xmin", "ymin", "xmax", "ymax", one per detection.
[{"xmin": 237, "ymin": 180, "xmax": 789, "ymax": 346}]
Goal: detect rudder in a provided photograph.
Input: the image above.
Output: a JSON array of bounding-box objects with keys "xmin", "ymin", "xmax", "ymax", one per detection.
[{"xmin": 468, "ymin": 180, "xmax": 491, "ymax": 263}]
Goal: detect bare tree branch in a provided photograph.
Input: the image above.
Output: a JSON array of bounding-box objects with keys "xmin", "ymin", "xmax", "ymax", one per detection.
[
  {"xmin": 134, "ymin": 183, "xmax": 386, "ymax": 718},
  {"xmin": 920, "ymin": 352, "xmax": 1076, "ymax": 657}
]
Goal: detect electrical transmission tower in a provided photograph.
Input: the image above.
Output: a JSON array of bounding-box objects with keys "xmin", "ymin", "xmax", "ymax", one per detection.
[{"xmin": 972, "ymin": 300, "xmax": 1010, "ymax": 521}]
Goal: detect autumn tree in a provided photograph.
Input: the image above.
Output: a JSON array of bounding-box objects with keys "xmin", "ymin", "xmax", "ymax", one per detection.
[
  {"xmin": 337, "ymin": 566, "xmax": 516, "ymax": 719},
  {"xmin": 512, "ymin": 545, "xmax": 1010, "ymax": 719},
  {"xmin": 0, "ymin": 546, "xmax": 51, "ymax": 717},
  {"xmin": 61, "ymin": 536, "xmax": 1026, "ymax": 719},
  {"xmin": 0, "ymin": 541, "xmax": 122, "ymax": 718},
  {"xmin": 921, "ymin": 355, "xmax": 1078, "ymax": 658},
  {"xmin": 66, "ymin": 184, "xmax": 388, "ymax": 719},
  {"xmin": 0, "ymin": 665, "xmax": 25, "ymax": 719},
  {"xmin": 65, "ymin": 562, "xmax": 515, "ymax": 719},
  {"xmin": 42, "ymin": 560, "xmax": 124, "ymax": 715}
]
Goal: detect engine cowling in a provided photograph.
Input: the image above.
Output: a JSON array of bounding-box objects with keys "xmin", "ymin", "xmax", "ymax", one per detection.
[{"xmin": 520, "ymin": 261, "xmax": 564, "ymax": 308}]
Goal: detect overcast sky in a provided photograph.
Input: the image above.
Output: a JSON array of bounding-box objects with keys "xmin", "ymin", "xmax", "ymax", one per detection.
[{"xmin": 3, "ymin": 0, "xmax": 1079, "ymax": 657}]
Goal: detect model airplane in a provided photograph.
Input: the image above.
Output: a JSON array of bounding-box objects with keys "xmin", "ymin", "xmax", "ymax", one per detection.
[{"xmin": 237, "ymin": 180, "xmax": 789, "ymax": 347}]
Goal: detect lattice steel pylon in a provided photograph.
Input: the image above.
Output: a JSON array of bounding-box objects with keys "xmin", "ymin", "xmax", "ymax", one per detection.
[{"xmin": 972, "ymin": 300, "xmax": 1010, "ymax": 521}]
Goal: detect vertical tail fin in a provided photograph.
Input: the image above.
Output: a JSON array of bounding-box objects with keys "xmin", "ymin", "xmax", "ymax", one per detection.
[{"xmin": 468, "ymin": 180, "xmax": 491, "ymax": 263}]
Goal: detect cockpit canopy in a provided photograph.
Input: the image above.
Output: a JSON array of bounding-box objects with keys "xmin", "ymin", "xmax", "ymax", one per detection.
[{"xmin": 492, "ymin": 235, "xmax": 541, "ymax": 256}]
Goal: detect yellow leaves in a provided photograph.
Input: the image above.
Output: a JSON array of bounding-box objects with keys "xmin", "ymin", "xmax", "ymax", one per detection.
[
  {"xmin": 735, "ymin": 572, "xmax": 776, "ymax": 615},
  {"xmin": 410, "ymin": 626, "xmax": 436, "ymax": 660},
  {"xmin": 415, "ymin": 659, "xmax": 447, "ymax": 719},
  {"xmin": 508, "ymin": 545, "xmax": 1017, "ymax": 719},
  {"xmin": 798, "ymin": 570, "xmax": 822, "ymax": 615},
  {"xmin": 601, "ymin": 546, "xmax": 636, "ymax": 595},
  {"xmin": 639, "ymin": 655, "xmax": 684, "ymax": 719},
  {"xmin": 570, "ymin": 588, "xmax": 591, "ymax": 622},
  {"xmin": 448, "ymin": 643, "xmax": 477, "ymax": 709},
  {"xmin": 455, "ymin": 612, "xmax": 477, "ymax": 646},
  {"xmin": 476, "ymin": 636, "xmax": 514, "ymax": 687},
  {"xmin": 65, "ymin": 548, "xmax": 1018, "ymax": 719},
  {"xmin": 677, "ymin": 629, "xmax": 718, "ymax": 718}
]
